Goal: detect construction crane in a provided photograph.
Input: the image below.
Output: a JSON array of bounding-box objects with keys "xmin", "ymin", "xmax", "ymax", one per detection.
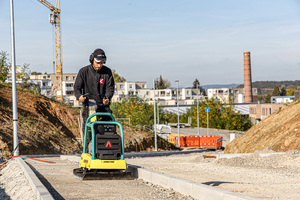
[{"xmin": 38, "ymin": 0, "xmax": 63, "ymax": 102}]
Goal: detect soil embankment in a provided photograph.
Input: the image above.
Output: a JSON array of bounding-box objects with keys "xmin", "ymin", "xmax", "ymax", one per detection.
[{"xmin": 225, "ymin": 100, "xmax": 300, "ymax": 153}]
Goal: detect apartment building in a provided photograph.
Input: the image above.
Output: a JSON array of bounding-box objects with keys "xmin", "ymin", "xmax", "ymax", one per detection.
[
  {"xmin": 271, "ymin": 96, "xmax": 295, "ymax": 104},
  {"xmin": 6, "ymin": 65, "xmax": 24, "ymax": 84},
  {"xmin": 249, "ymin": 103, "xmax": 283, "ymax": 124},
  {"xmin": 29, "ymin": 73, "xmax": 77, "ymax": 105},
  {"xmin": 207, "ymin": 87, "xmax": 258, "ymax": 103},
  {"xmin": 113, "ymin": 82, "xmax": 147, "ymax": 102},
  {"xmin": 112, "ymin": 82, "xmax": 204, "ymax": 106}
]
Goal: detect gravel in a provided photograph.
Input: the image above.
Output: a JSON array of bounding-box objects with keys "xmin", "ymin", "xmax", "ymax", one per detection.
[
  {"xmin": 126, "ymin": 149, "xmax": 300, "ymax": 200},
  {"xmin": 0, "ymin": 159, "xmax": 36, "ymax": 200}
]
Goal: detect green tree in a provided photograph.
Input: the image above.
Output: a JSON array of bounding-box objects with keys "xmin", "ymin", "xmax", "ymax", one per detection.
[
  {"xmin": 286, "ymin": 89, "xmax": 295, "ymax": 96},
  {"xmin": 272, "ymin": 85, "xmax": 281, "ymax": 96},
  {"xmin": 31, "ymin": 72, "xmax": 42, "ymax": 75},
  {"xmin": 17, "ymin": 63, "xmax": 31, "ymax": 84},
  {"xmin": 111, "ymin": 97, "xmax": 155, "ymax": 127},
  {"xmin": 192, "ymin": 79, "xmax": 200, "ymax": 88},
  {"xmin": 0, "ymin": 51, "xmax": 10, "ymax": 83},
  {"xmin": 280, "ymin": 86, "xmax": 287, "ymax": 96},
  {"xmin": 112, "ymin": 69, "xmax": 126, "ymax": 82},
  {"xmin": 184, "ymin": 98, "xmax": 251, "ymax": 131},
  {"xmin": 154, "ymin": 75, "xmax": 170, "ymax": 89}
]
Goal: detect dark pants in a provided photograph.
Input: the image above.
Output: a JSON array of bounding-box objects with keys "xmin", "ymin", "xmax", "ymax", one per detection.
[{"xmin": 82, "ymin": 104, "xmax": 112, "ymax": 154}]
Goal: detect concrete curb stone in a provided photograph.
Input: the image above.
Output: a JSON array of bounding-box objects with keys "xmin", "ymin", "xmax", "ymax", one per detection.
[
  {"xmin": 16, "ymin": 157, "xmax": 54, "ymax": 200},
  {"xmin": 127, "ymin": 164, "xmax": 257, "ymax": 200}
]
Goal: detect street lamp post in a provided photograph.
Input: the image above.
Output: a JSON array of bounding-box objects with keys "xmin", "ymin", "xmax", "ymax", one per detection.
[
  {"xmin": 157, "ymin": 101, "xmax": 159, "ymax": 125},
  {"xmin": 10, "ymin": 0, "xmax": 19, "ymax": 156},
  {"xmin": 197, "ymin": 85, "xmax": 200, "ymax": 135},
  {"xmin": 175, "ymin": 80, "xmax": 180, "ymax": 148},
  {"xmin": 153, "ymin": 79, "xmax": 157, "ymax": 151}
]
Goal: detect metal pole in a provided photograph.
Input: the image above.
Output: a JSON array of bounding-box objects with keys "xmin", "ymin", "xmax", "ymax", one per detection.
[
  {"xmin": 10, "ymin": 0, "xmax": 19, "ymax": 156},
  {"xmin": 175, "ymin": 80, "xmax": 180, "ymax": 148},
  {"xmin": 153, "ymin": 79, "xmax": 157, "ymax": 151},
  {"xmin": 197, "ymin": 85, "xmax": 199, "ymax": 135},
  {"xmin": 157, "ymin": 101, "xmax": 159, "ymax": 125},
  {"xmin": 207, "ymin": 111, "xmax": 209, "ymax": 135}
]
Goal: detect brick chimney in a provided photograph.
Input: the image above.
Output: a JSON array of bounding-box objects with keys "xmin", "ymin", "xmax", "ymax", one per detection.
[{"xmin": 244, "ymin": 52, "xmax": 253, "ymax": 103}]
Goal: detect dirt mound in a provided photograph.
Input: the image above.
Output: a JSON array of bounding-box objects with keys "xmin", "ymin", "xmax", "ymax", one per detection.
[
  {"xmin": 0, "ymin": 84, "xmax": 176, "ymax": 158},
  {"xmin": 225, "ymin": 100, "xmax": 300, "ymax": 153}
]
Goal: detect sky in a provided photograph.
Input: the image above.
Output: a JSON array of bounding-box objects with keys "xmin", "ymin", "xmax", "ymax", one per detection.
[{"xmin": 1, "ymin": 0, "xmax": 300, "ymax": 88}]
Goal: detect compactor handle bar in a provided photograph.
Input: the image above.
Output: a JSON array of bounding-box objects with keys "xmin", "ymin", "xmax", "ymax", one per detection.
[{"xmin": 86, "ymin": 112, "xmax": 116, "ymax": 123}]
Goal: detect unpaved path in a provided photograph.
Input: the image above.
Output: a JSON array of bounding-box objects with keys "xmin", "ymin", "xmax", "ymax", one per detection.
[
  {"xmin": 126, "ymin": 150, "xmax": 300, "ymax": 200},
  {"xmin": 25, "ymin": 157, "xmax": 194, "ymax": 200}
]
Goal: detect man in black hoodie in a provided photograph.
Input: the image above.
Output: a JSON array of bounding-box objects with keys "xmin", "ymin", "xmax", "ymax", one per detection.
[{"xmin": 74, "ymin": 48, "xmax": 115, "ymax": 125}]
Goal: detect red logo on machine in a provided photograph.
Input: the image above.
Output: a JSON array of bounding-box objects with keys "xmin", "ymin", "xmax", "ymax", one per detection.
[
  {"xmin": 99, "ymin": 78, "xmax": 104, "ymax": 84},
  {"xmin": 105, "ymin": 141, "xmax": 112, "ymax": 148}
]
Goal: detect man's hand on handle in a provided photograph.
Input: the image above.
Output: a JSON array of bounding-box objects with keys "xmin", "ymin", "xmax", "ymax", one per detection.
[
  {"xmin": 103, "ymin": 97, "xmax": 109, "ymax": 105},
  {"xmin": 79, "ymin": 95, "xmax": 86, "ymax": 103}
]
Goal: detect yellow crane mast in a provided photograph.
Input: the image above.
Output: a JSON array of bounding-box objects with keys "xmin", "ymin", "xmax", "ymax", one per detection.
[{"xmin": 38, "ymin": 0, "xmax": 63, "ymax": 102}]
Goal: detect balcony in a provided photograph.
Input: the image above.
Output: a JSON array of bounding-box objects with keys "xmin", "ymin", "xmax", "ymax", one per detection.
[{"xmin": 65, "ymin": 87, "xmax": 74, "ymax": 91}]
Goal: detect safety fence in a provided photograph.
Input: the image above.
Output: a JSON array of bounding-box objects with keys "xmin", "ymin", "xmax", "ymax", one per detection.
[{"xmin": 168, "ymin": 134, "xmax": 223, "ymax": 150}]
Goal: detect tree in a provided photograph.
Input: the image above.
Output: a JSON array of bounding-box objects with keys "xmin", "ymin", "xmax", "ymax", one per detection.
[
  {"xmin": 184, "ymin": 98, "xmax": 251, "ymax": 131},
  {"xmin": 154, "ymin": 75, "xmax": 170, "ymax": 89},
  {"xmin": 272, "ymin": 85, "xmax": 281, "ymax": 96},
  {"xmin": 17, "ymin": 63, "xmax": 31, "ymax": 84},
  {"xmin": 192, "ymin": 79, "xmax": 200, "ymax": 89},
  {"xmin": 0, "ymin": 51, "xmax": 10, "ymax": 83},
  {"xmin": 286, "ymin": 89, "xmax": 295, "ymax": 96},
  {"xmin": 280, "ymin": 86, "xmax": 287, "ymax": 96},
  {"xmin": 31, "ymin": 72, "xmax": 42, "ymax": 75},
  {"xmin": 192, "ymin": 78, "xmax": 206, "ymax": 96},
  {"xmin": 112, "ymin": 69, "xmax": 126, "ymax": 82}
]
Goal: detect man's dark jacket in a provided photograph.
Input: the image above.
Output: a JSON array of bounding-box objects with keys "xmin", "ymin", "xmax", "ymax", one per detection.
[{"xmin": 74, "ymin": 64, "xmax": 115, "ymax": 106}]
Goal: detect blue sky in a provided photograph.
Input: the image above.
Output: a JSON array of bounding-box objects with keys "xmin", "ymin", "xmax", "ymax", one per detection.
[{"xmin": 1, "ymin": 0, "xmax": 300, "ymax": 87}]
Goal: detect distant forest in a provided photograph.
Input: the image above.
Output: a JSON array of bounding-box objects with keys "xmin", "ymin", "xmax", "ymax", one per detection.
[{"xmin": 238, "ymin": 80, "xmax": 300, "ymax": 94}]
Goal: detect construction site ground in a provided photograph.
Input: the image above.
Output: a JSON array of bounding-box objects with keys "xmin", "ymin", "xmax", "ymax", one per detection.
[{"xmin": 1, "ymin": 148, "xmax": 298, "ymax": 200}]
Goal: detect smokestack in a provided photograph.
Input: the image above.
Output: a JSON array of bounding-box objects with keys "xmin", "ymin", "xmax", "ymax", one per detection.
[{"xmin": 244, "ymin": 52, "xmax": 253, "ymax": 103}]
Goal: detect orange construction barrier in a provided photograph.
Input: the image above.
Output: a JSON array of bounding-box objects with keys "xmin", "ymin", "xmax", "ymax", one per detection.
[{"xmin": 173, "ymin": 135, "xmax": 222, "ymax": 150}]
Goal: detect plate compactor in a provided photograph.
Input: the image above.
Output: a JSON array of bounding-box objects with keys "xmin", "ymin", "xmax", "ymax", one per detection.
[{"xmin": 73, "ymin": 112, "xmax": 133, "ymax": 180}]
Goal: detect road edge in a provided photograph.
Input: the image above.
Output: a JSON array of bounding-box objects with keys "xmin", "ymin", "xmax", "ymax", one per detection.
[{"xmin": 16, "ymin": 157, "xmax": 54, "ymax": 200}]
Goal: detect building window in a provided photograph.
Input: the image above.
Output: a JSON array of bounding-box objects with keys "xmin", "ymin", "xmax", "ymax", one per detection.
[
  {"xmin": 73, "ymin": 76, "xmax": 76, "ymax": 80},
  {"xmin": 129, "ymin": 84, "xmax": 133, "ymax": 89},
  {"xmin": 66, "ymin": 76, "xmax": 70, "ymax": 80},
  {"xmin": 66, "ymin": 91, "xmax": 74, "ymax": 95},
  {"xmin": 146, "ymin": 91, "xmax": 149, "ymax": 95},
  {"xmin": 120, "ymin": 85, "xmax": 123, "ymax": 89}
]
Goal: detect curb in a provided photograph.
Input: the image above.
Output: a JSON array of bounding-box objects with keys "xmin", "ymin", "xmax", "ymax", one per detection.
[
  {"xmin": 127, "ymin": 164, "xmax": 258, "ymax": 200},
  {"xmin": 16, "ymin": 157, "xmax": 54, "ymax": 200}
]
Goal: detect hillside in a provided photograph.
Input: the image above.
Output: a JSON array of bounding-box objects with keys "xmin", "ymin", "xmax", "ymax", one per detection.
[
  {"xmin": 237, "ymin": 80, "xmax": 300, "ymax": 94},
  {"xmin": 0, "ymin": 84, "xmax": 176, "ymax": 158},
  {"xmin": 225, "ymin": 100, "xmax": 300, "ymax": 153}
]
